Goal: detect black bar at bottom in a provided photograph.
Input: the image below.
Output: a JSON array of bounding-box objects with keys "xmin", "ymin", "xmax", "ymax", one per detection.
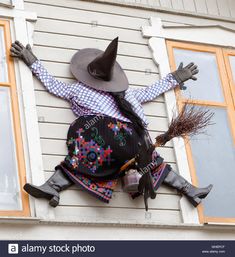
[{"xmin": 1, "ymin": 240, "xmax": 234, "ymax": 257}]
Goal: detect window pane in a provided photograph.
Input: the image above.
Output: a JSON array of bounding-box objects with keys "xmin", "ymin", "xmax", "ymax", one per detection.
[
  {"xmin": 0, "ymin": 0, "xmax": 12, "ymax": 6},
  {"xmin": 229, "ymin": 56, "xmax": 235, "ymax": 84},
  {"xmin": 0, "ymin": 87, "xmax": 22, "ymax": 210},
  {"xmin": 173, "ymin": 49, "xmax": 224, "ymax": 102},
  {"xmin": 0, "ymin": 27, "xmax": 8, "ymax": 83},
  {"xmin": 190, "ymin": 107, "xmax": 235, "ymax": 218}
]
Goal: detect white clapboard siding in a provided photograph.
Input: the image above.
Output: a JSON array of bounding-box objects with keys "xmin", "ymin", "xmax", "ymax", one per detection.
[
  {"xmin": 228, "ymin": 0, "xmax": 235, "ymax": 17},
  {"xmin": 147, "ymin": 0, "xmax": 160, "ymax": 7},
  {"xmin": 25, "ymin": 0, "xmax": 235, "ymax": 21},
  {"xmin": 100, "ymin": 0, "xmax": 234, "ymax": 18},
  {"xmin": 27, "ymin": 0, "xmax": 235, "ymax": 33},
  {"xmin": 33, "ymin": 32, "xmax": 153, "ymax": 59},
  {"xmin": 24, "ymin": 1, "xmax": 148, "ymax": 30},
  {"xmin": 34, "ymin": 18, "xmax": 146, "ymax": 45},
  {"xmin": 56, "ymin": 190, "xmax": 180, "ymax": 210},
  {"xmin": 206, "ymin": 0, "xmax": 219, "ymax": 16},
  {"xmin": 25, "ymin": 0, "xmax": 180, "ymax": 20},
  {"xmin": 24, "ymin": 0, "xmax": 184, "ymax": 225},
  {"xmin": 216, "ymin": 0, "xmax": 231, "ymax": 18},
  {"xmin": 54, "ymin": 207, "xmax": 181, "ymax": 224},
  {"xmin": 152, "ymin": 11, "xmax": 235, "ymax": 31},
  {"xmin": 159, "ymin": 0, "xmax": 172, "ymax": 8},
  {"xmin": 194, "ymin": 0, "xmax": 208, "ymax": 14},
  {"xmin": 171, "ymin": 0, "xmax": 184, "ymax": 10},
  {"xmin": 182, "ymin": 0, "xmax": 196, "ymax": 12}
]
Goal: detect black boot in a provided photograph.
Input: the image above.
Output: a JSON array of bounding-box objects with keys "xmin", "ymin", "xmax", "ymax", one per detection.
[
  {"xmin": 163, "ymin": 169, "xmax": 213, "ymax": 207},
  {"xmin": 23, "ymin": 168, "xmax": 73, "ymax": 207}
]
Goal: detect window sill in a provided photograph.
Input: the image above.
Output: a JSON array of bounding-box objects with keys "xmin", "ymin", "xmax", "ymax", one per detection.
[
  {"xmin": 38, "ymin": 220, "xmax": 235, "ymax": 230},
  {"xmin": 205, "ymin": 222, "xmax": 235, "ymax": 227},
  {"xmin": 1, "ymin": 217, "xmax": 235, "ymax": 230},
  {"xmin": 0, "ymin": 216, "xmax": 40, "ymax": 224}
]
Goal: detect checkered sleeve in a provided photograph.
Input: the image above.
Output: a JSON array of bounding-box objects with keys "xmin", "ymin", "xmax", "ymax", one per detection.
[
  {"xmin": 131, "ymin": 73, "xmax": 179, "ymax": 103},
  {"xmin": 30, "ymin": 60, "xmax": 77, "ymax": 100}
]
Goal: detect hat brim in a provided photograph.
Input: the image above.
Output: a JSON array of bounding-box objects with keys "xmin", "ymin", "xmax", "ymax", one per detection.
[{"xmin": 70, "ymin": 49, "xmax": 129, "ymax": 92}]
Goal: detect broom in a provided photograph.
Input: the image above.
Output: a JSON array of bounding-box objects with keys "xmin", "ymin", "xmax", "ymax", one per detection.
[{"xmin": 120, "ymin": 103, "xmax": 214, "ymax": 172}]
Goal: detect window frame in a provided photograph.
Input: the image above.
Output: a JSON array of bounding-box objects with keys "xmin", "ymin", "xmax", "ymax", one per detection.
[
  {"xmin": 223, "ymin": 49, "xmax": 235, "ymax": 110},
  {"xmin": 0, "ymin": 19, "xmax": 30, "ymax": 216},
  {"xmin": 142, "ymin": 17, "xmax": 235, "ymax": 225},
  {"xmin": 0, "ymin": 3, "xmax": 53, "ymax": 220},
  {"xmin": 167, "ymin": 40, "xmax": 235, "ymax": 224}
]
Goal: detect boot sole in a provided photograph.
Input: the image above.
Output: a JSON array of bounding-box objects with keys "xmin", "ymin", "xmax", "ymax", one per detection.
[
  {"xmin": 23, "ymin": 183, "xmax": 55, "ymax": 200},
  {"xmin": 187, "ymin": 196, "xmax": 201, "ymax": 207},
  {"xmin": 49, "ymin": 196, "xmax": 60, "ymax": 208}
]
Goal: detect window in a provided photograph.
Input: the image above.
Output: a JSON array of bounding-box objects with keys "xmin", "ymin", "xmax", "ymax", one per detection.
[
  {"xmin": 167, "ymin": 41, "xmax": 235, "ymax": 223},
  {"xmin": 0, "ymin": 19, "xmax": 30, "ymax": 216},
  {"xmin": 0, "ymin": 1, "xmax": 13, "ymax": 8}
]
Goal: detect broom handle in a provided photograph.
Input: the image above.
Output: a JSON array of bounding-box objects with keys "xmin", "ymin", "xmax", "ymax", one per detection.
[{"xmin": 119, "ymin": 141, "xmax": 161, "ymax": 172}]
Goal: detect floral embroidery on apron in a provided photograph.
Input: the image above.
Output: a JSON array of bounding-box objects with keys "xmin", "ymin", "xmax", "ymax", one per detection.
[
  {"xmin": 108, "ymin": 121, "xmax": 132, "ymax": 146},
  {"xmin": 66, "ymin": 128, "xmax": 113, "ymax": 173}
]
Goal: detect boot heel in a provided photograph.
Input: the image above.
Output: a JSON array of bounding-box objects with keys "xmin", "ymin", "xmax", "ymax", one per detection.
[
  {"xmin": 187, "ymin": 196, "xmax": 201, "ymax": 207},
  {"xmin": 49, "ymin": 195, "xmax": 60, "ymax": 207}
]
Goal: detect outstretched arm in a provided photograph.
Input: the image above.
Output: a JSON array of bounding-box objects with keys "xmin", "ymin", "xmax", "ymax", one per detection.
[
  {"xmin": 132, "ymin": 73, "xmax": 178, "ymax": 104},
  {"xmin": 131, "ymin": 62, "xmax": 199, "ymax": 104},
  {"xmin": 10, "ymin": 41, "xmax": 76, "ymax": 100}
]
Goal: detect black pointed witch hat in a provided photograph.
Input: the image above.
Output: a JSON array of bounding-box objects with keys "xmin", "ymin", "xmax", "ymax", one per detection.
[{"xmin": 70, "ymin": 37, "xmax": 129, "ymax": 92}]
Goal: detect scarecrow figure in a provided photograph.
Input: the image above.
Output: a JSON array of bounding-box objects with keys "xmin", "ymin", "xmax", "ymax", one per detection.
[{"xmin": 10, "ymin": 38, "xmax": 212, "ymax": 210}]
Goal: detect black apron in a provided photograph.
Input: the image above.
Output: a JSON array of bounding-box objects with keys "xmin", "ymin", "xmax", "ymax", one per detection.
[{"xmin": 63, "ymin": 115, "xmax": 149, "ymax": 179}]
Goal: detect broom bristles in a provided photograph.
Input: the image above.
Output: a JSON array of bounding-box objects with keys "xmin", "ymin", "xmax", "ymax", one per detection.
[
  {"xmin": 120, "ymin": 103, "xmax": 214, "ymax": 172},
  {"xmin": 156, "ymin": 103, "xmax": 214, "ymax": 146}
]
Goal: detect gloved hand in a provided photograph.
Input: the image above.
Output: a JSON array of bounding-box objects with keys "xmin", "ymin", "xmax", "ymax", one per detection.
[
  {"xmin": 135, "ymin": 143, "xmax": 156, "ymax": 211},
  {"xmin": 10, "ymin": 40, "xmax": 37, "ymax": 66},
  {"xmin": 171, "ymin": 62, "xmax": 199, "ymax": 90}
]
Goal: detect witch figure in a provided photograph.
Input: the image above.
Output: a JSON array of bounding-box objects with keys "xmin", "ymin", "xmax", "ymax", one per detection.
[{"xmin": 10, "ymin": 38, "xmax": 212, "ymax": 210}]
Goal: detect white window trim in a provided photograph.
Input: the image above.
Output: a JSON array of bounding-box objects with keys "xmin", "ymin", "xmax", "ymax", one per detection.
[
  {"xmin": 0, "ymin": 1, "xmax": 55, "ymax": 220},
  {"xmin": 142, "ymin": 17, "xmax": 235, "ymax": 224}
]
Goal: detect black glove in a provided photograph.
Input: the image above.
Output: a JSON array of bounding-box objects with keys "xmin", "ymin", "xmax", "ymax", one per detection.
[
  {"xmin": 171, "ymin": 62, "xmax": 199, "ymax": 90},
  {"xmin": 135, "ymin": 143, "xmax": 156, "ymax": 211},
  {"xmin": 10, "ymin": 40, "xmax": 37, "ymax": 66}
]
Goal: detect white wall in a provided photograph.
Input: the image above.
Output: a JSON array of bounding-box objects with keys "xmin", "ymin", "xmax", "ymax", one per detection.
[
  {"xmin": 22, "ymin": 0, "xmax": 235, "ymax": 232},
  {"xmin": 98, "ymin": 0, "xmax": 235, "ymax": 19}
]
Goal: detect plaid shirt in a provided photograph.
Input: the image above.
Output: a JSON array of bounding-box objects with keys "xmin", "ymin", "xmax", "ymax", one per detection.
[{"xmin": 31, "ymin": 60, "xmax": 178, "ymax": 126}]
